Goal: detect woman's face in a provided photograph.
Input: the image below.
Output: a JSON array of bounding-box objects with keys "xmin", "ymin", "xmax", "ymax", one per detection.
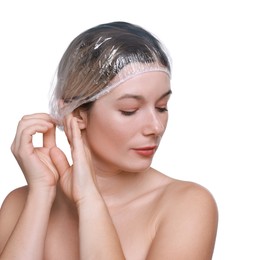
[{"xmin": 84, "ymin": 71, "xmax": 171, "ymax": 174}]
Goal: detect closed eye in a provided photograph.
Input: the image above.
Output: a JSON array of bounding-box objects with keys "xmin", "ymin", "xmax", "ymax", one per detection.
[
  {"xmin": 120, "ymin": 110, "xmax": 137, "ymax": 116},
  {"xmin": 156, "ymin": 107, "xmax": 168, "ymax": 113}
]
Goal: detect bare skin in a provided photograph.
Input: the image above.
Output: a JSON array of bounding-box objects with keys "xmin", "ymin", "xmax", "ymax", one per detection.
[{"xmin": 0, "ymin": 72, "xmax": 218, "ymax": 259}]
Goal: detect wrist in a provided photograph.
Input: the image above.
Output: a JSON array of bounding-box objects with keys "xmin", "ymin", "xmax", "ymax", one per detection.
[
  {"xmin": 76, "ymin": 188, "xmax": 104, "ymax": 212},
  {"xmin": 28, "ymin": 185, "xmax": 56, "ymax": 203}
]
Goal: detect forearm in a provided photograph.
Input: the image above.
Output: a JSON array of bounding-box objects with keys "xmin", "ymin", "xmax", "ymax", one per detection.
[
  {"xmin": 0, "ymin": 189, "xmax": 55, "ymax": 260},
  {"xmin": 78, "ymin": 190, "xmax": 125, "ymax": 260}
]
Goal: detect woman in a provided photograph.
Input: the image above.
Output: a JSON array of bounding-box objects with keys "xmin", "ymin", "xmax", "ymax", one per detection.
[{"xmin": 0, "ymin": 21, "xmax": 218, "ymax": 259}]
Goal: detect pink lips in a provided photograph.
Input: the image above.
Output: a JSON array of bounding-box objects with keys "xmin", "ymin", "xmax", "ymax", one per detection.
[{"xmin": 133, "ymin": 146, "xmax": 157, "ymax": 156}]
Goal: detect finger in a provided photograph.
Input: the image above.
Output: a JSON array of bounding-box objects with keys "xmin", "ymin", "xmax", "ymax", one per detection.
[
  {"xmin": 63, "ymin": 113, "xmax": 74, "ymax": 145},
  {"xmin": 21, "ymin": 113, "xmax": 55, "ymax": 122},
  {"xmin": 43, "ymin": 124, "xmax": 56, "ymax": 148},
  {"xmin": 70, "ymin": 117, "xmax": 86, "ymax": 162},
  {"xmin": 70, "ymin": 117, "xmax": 96, "ymax": 185},
  {"xmin": 12, "ymin": 123, "xmax": 52, "ymax": 157},
  {"xmin": 70, "ymin": 117, "xmax": 93, "ymax": 170},
  {"xmin": 12, "ymin": 116, "xmax": 54, "ymax": 150},
  {"xmin": 13, "ymin": 113, "xmax": 55, "ymax": 147},
  {"xmin": 50, "ymin": 146, "xmax": 70, "ymax": 178},
  {"xmin": 14, "ymin": 124, "xmax": 52, "ymax": 154}
]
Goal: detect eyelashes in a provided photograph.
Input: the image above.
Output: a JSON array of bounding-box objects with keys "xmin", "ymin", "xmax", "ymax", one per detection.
[
  {"xmin": 120, "ymin": 107, "xmax": 168, "ymax": 116},
  {"xmin": 120, "ymin": 110, "xmax": 136, "ymax": 116},
  {"xmin": 156, "ymin": 107, "xmax": 168, "ymax": 113}
]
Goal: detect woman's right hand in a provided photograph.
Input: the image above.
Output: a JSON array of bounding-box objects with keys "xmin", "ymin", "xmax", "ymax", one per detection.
[{"xmin": 11, "ymin": 113, "xmax": 60, "ymax": 193}]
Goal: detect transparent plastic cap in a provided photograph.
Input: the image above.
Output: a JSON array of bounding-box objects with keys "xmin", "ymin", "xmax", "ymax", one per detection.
[{"xmin": 48, "ymin": 23, "xmax": 171, "ymax": 127}]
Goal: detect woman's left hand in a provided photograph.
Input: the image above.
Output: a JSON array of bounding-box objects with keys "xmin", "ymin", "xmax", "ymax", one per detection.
[{"xmin": 50, "ymin": 115, "xmax": 97, "ymax": 206}]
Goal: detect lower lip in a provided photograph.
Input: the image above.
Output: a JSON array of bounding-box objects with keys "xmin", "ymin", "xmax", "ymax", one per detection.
[{"xmin": 133, "ymin": 148, "xmax": 156, "ymax": 156}]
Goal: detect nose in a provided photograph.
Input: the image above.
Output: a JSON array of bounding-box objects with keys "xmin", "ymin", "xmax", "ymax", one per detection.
[{"xmin": 142, "ymin": 109, "xmax": 166, "ymax": 136}]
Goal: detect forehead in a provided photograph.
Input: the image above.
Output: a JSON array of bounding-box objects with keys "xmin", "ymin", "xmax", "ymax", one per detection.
[{"xmin": 106, "ymin": 71, "xmax": 171, "ymax": 99}]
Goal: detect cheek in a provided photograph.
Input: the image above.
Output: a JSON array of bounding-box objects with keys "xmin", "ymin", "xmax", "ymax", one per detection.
[{"xmin": 86, "ymin": 113, "xmax": 134, "ymax": 151}]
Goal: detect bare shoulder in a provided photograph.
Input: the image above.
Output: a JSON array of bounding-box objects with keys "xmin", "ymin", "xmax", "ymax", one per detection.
[
  {"xmin": 160, "ymin": 179, "xmax": 218, "ymax": 214},
  {"xmin": 0, "ymin": 186, "xmax": 28, "ymax": 250},
  {"xmin": 146, "ymin": 179, "xmax": 218, "ymax": 259},
  {"xmin": 0, "ymin": 185, "xmax": 28, "ymax": 223},
  {"xmin": 149, "ymin": 169, "xmax": 217, "ymax": 214},
  {"xmin": 158, "ymin": 179, "xmax": 218, "ymax": 231},
  {"xmin": 0, "ymin": 185, "xmax": 28, "ymax": 213}
]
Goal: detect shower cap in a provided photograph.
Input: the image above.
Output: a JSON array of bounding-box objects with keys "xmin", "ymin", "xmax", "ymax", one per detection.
[{"xmin": 49, "ymin": 22, "xmax": 171, "ymax": 126}]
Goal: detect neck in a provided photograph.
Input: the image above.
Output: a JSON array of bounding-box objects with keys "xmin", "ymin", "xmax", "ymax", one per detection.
[{"xmin": 95, "ymin": 167, "xmax": 151, "ymax": 207}]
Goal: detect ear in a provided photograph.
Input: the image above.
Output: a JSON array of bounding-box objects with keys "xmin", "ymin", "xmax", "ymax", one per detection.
[{"xmin": 72, "ymin": 109, "xmax": 87, "ymax": 130}]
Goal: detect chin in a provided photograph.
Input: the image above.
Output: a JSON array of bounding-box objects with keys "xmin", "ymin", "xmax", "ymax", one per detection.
[
  {"xmin": 94, "ymin": 155, "xmax": 153, "ymax": 173},
  {"xmin": 123, "ymin": 161, "xmax": 152, "ymax": 173}
]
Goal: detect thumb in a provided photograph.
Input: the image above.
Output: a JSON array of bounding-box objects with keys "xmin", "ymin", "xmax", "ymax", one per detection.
[{"xmin": 49, "ymin": 146, "xmax": 70, "ymax": 178}]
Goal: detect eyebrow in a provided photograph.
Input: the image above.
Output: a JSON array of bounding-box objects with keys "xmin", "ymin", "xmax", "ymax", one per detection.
[{"xmin": 117, "ymin": 89, "xmax": 172, "ymax": 102}]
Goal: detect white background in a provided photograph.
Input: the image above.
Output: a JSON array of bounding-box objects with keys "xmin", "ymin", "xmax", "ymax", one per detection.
[{"xmin": 0, "ymin": 0, "xmax": 259, "ymax": 259}]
